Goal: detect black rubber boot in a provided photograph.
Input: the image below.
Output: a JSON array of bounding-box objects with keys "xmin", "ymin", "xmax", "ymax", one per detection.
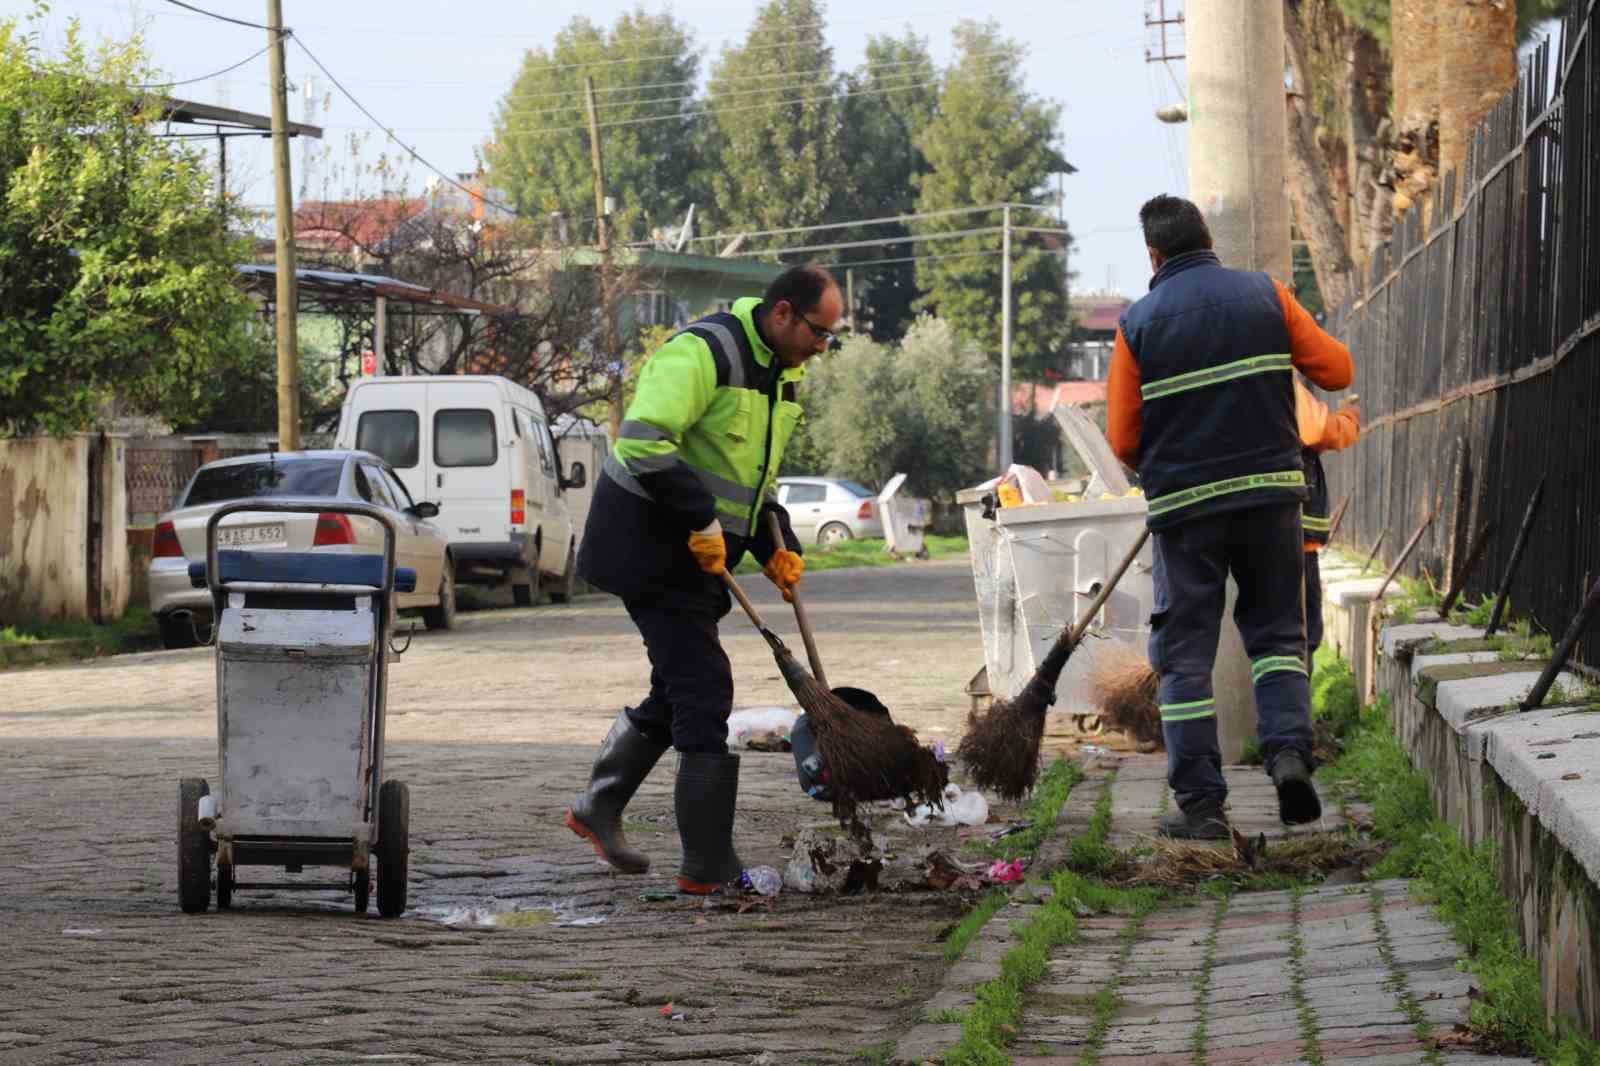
[
  {"xmin": 1270, "ymin": 751, "xmax": 1323, "ymax": 825},
  {"xmin": 674, "ymin": 751, "xmax": 745, "ymax": 894},
  {"xmin": 1158, "ymin": 796, "xmax": 1231, "ymax": 840},
  {"xmin": 565, "ymin": 711, "xmax": 669, "ymax": 874}
]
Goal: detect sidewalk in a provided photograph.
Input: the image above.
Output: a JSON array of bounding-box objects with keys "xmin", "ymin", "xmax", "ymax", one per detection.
[{"xmin": 898, "ymin": 755, "xmax": 1535, "ymax": 1066}]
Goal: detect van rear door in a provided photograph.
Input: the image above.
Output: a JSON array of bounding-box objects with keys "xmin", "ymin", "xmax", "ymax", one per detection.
[
  {"xmin": 427, "ymin": 380, "xmax": 508, "ymax": 546},
  {"xmin": 347, "ymin": 381, "xmax": 429, "ymax": 505}
]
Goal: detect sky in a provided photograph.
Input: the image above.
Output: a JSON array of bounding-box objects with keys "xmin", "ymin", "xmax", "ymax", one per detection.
[{"xmin": 28, "ymin": 0, "xmax": 1194, "ymax": 299}]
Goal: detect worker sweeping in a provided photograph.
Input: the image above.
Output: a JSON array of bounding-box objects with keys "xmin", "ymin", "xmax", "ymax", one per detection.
[
  {"xmin": 567, "ymin": 264, "xmax": 843, "ymax": 894},
  {"xmin": 1296, "ymin": 379, "xmax": 1360, "ymax": 666},
  {"xmin": 1106, "ymin": 195, "xmax": 1354, "ymax": 840}
]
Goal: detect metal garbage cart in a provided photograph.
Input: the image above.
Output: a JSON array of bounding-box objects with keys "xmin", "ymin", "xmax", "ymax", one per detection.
[
  {"xmin": 878, "ymin": 472, "xmax": 932, "ymax": 558},
  {"xmin": 177, "ymin": 497, "xmax": 416, "ymax": 918}
]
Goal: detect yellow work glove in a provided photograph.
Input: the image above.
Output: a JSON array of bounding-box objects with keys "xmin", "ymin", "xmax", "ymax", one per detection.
[
  {"xmin": 763, "ymin": 548, "xmax": 805, "ymax": 602},
  {"xmin": 687, "ymin": 520, "xmax": 726, "ymax": 575}
]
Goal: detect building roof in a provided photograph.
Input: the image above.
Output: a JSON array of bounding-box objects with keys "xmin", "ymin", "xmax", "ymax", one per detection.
[
  {"xmin": 237, "ymin": 265, "xmax": 516, "ymax": 316},
  {"xmin": 1014, "ymin": 380, "xmax": 1108, "ymax": 415},
  {"xmin": 294, "ymin": 199, "xmax": 429, "ymax": 254},
  {"xmin": 157, "ymin": 97, "xmax": 322, "ymax": 139},
  {"xmin": 1072, "ymin": 296, "xmax": 1131, "ymax": 333}
]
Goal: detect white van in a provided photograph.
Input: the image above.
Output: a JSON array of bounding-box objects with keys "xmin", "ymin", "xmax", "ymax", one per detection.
[{"xmin": 335, "ymin": 375, "xmax": 587, "ymax": 604}]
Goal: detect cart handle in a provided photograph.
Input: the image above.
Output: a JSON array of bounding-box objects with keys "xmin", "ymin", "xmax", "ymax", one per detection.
[{"xmin": 201, "ymin": 497, "xmax": 403, "ymax": 610}]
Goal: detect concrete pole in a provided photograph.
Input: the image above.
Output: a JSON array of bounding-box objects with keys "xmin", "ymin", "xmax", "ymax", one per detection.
[
  {"xmin": 1186, "ymin": 0, "xmax": 1292, "ymax": 283},
  {"xmin": 1185, "ymin": 0, "xmax": 1292, "ymax": 763},
  {"xmin": 266, "ymin": 0, "xmax": 299, "ymax": 451},
  {"xmin": 998, "ymin": 205, "xmax": 1013, "ymax": 472}
]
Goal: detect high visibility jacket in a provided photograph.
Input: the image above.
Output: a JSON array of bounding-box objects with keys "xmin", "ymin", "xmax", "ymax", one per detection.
[
  {"xmin": 577, "ymin": 298, "xmax": 804, "ymax": 607},
  {"xmin": 1106, "ymin": 250, "xmax": 1354, "ymax": 532},
  {"xmin": 1294, "ymin": 377, "xmax": 1361, "ymax": 551}
]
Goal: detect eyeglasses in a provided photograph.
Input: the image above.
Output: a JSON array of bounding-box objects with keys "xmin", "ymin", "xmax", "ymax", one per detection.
[{"xmin": 795, "ymin": 308, "xmax": 841, "ymax": 350}]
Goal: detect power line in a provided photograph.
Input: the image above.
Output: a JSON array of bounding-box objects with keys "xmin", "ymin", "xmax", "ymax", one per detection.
[
  {"xmin": 821, "ymin": 248, "xmax": 999, "ymax": 269},
  {"xmin": 160, "ymin": 0, "xmax": 271, "ymax": 31},
  {"xmin": 498, "ymin": 64, "xmax": 940, "ymax": 121},
  {"xmin": 134, "ymin": 40, "xmax": 275, "ymax": 89},
  {"xmin": 292, "ymin": 36, "xmax": 518, "ymax": 218},
  {"xmin": 683, "ymin": 202, "xmax": 1055, "ymax": 246},
  {"xmin": 724, "ymin": 225, "xmax": 1014, "ymax": 259}
]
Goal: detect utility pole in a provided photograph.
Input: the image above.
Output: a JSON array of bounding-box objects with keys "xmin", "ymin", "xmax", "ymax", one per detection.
[
  {"xmin": 267, "ymin": 0, "xmax": 299, "ymax": 450},
  {"xmin": 1186, "ymin": 0, "xmax": 1291, "ymax": 280},
  {"xmin": 585, "ymin": 77, "xmax": 623, "ymax": 442},
  {"xmin": 1184, "ymin": 0, "xmax": 1289, "ymax": 763},
  {"xmin": 998, "ymin": 204, "xmax": 1014, "ymax": 472}
]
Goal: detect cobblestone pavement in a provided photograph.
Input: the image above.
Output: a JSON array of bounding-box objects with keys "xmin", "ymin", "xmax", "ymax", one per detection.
[
  {"xmin": 1, "ymin": 562, "xmax": 1013, "ymax": 1065},
  {"xmin": 895, "ymin": 757, "xmax": 1533, "ymax": 1066}
]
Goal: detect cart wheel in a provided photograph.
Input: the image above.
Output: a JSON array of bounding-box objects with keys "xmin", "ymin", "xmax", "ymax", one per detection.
[
  {"xmin": 177, "ymin": 779, "xmax": 211, "ymax": 914},
  {"xmin": 353, "ymin": 868, "xmax": 370, "ymax": 914},
  {"xmin": 216, "ymin": 861, "xmax": 234, "ymax": 910},
  {"xmin": 376, "ymin": 780, "xmax": 410, "ymax": 919}
]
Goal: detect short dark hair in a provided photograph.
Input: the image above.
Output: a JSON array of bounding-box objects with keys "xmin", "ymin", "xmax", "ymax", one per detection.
[
  {"xmin": 1139, "ymin": 195, "xmax": 1213, "ymax": 259},
  {"xmin": 763, "ymin": 263, "xmax": 838, "ymax": 314}
]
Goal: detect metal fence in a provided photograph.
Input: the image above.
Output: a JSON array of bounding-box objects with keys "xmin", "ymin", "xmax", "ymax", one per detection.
[
  {"xmin": 1325, "ymin": 0, "xmax": 1600, "ymax": 661},
  {"xmin": 125, "ymin": 440, "xmax": 205, "ymax": 527}
]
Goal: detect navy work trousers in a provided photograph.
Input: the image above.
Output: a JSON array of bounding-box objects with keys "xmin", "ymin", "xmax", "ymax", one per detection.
[
  {"xmin": 1150, "ymin": 502, "xmax": 1314, "ymax": 811},
  {"xmin": 622, "ymin": 600, "xmax": 735, "ymax": 754},
  {"xmin": 1304, "ymin": 549, "xmax": 1324, "ymax": 663}
]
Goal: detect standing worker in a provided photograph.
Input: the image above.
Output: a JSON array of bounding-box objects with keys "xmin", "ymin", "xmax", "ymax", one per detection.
[
  {"xmin": 566, "ymin": 264, "xmax": 844, "ymax": 894},
  {"xmin": 1106, "ymin": 195, "xmax": 1354, "ymax": 840},
  {"xmin": 1296, "ymin": 379, "xmax": 1360, "ymax": 666}
]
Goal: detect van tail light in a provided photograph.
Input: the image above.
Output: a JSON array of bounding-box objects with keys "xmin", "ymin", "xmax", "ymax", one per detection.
[
  {"xmin": 857, "ymin": 500, "xmax": 874, "ymax": 521},
  {"xmin": 153, "ymin": 521, "xmax": 183, "ymax": 558},
  {"xmin": 511, "ymin": 489, "xmax": 526, "ymax": 526},
  {"xmin": 312, "ymin": 513, "xmax": 355, "ymax": 547}
]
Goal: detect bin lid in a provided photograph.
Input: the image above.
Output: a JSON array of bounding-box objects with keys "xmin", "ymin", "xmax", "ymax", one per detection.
[
  {"xmin": 1052, "ymin": 404, "xmax": 1132, "ymax": 496},
  {"xmin": 878, "ymin": 472, "xmax": 909, "ymax": 504}
]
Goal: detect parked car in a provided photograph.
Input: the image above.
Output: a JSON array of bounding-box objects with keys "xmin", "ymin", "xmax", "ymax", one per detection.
[
  {"xmin": 148, "ymin": 450, "xmax": 453, "ymax": 649},
  {"xmin": 335, "ymin": 375, "xmax": 587, "ymax": 606},
  {"xmin": 776, "ymin": 476, "xmax": 884, "ymax": 545}
]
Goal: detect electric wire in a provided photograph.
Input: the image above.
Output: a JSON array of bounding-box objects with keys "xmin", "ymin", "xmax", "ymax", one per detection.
[
  {"xmin": 134, "ymin": 40, "xmax": 275, "ymax": 89},
  {"xmin": 160, "ymin": 0, "xmax": 271, "ymax": 32}
]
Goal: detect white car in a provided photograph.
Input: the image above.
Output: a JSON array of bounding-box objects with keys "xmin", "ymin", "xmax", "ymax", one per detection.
[
  {"xmin": 148, "ymin": 450, "xmax": 454, "ymax": 649},
  {"xmin": 776, "ymin": 477, "xmax": 886, "ymax": 545}
]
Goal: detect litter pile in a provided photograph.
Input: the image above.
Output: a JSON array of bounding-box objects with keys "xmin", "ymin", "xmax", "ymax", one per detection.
[{"xmin": 1102, "ymin": 830, "xmax": 1384, "ymax": 889}]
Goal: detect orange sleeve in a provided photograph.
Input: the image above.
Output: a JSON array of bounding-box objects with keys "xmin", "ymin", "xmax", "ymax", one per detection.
[
  {"xmin": 1106, "ymin": 328, "xmax": 1142, "ymax": 467},
  {"xmin": 1316, "ymin": 405, "xmax": 1360, "ymax": 453},
  {"xmin": 1294, "ymin": 378, "xmax": 1327, "ymax": 448},
  {"xmin": 1276, "ymin": 280, "xmax": 1353, "ymax": 391}
]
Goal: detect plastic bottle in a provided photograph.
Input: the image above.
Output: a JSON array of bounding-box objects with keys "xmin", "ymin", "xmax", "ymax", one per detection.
[{"xmin": 740, "ymin": 866, "xmax": 782, "ymax": 897}]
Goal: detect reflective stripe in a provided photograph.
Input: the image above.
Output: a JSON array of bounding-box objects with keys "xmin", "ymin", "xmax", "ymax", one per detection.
[
  {"xmin": 1146, "ymin": 470, "xmax": 1306, "ymax": 518},
  {"xmin": 619, "ymin": 420, "xmax": 670, "ymax": 442},
  {"xmin": 604, "ymin": 452, "xmax": 653, "ymax": 501},
  {"xmin": 1251, "ymin": 655, "xmax": 1307, "ymax": 682},
  {"xmin": 686, "ymin": 462, "xmax": 760, "ymax": 506},
  {"xmin": 1140, "ymin": 353, "xmax": 1292, "ymax": 401},
  {"xmin": 696, "ymin": 320, "xmax": 747, "ymax": 390},
  {"xmin": 1302, "ymin": 515, "xmax": 1331, "ymax": 532},
  {"xmin": 720, "ymin": 512, "xmax": 752, "ymax": 537},
  {"xmin": 1160, "ymin": 698, "xmax": 1216, "ymax": 723},
  {"xmin": 620, "ymin": 452, "xmax": 680, "ymax": 475}
]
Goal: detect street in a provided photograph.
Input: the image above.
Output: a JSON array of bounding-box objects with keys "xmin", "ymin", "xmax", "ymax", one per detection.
[{"xmin": 1, "ymin": 560, "xmax": 998, "ymax": 1065}]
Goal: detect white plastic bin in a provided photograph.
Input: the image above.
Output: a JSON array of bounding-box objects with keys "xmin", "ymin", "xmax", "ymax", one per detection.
[
  {"xmin": 878, "ymin": 472, "xmax": 932, "ymax": 558},
  {"xmin": 958, "ymin": 488, "xmax": 1154, "ymax": 712}
]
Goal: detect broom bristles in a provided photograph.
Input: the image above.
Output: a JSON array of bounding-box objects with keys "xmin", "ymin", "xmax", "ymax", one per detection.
[
  {"xmin": 1086, "ymin": 646, "xmax": 1163, "ymax": 749},
  {"xmin": 955, "ymin": 676, "xmax": 1053, "ymax": 802},
  {"xmin": 777, "ymin": 648, "xmax": 947, "ymax": 819}
]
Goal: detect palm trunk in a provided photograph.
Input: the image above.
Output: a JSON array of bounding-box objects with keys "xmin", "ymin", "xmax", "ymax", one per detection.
[
  {"xmin": 1284, "ymin": 0, "xmax": 1356, "ymax": 312},
  {"xmin": 1438, "ymin": 0, "xmax": 1518, "ymax": 193},
  {"xmin": 1390, "ymin": 0, "xmax": 1441, "ymax": 221}
]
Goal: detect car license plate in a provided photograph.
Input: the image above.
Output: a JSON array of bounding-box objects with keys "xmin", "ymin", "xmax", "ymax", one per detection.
[{"xmin": 218, "ymin": 523, "xmax": 285, "ymax": 547}]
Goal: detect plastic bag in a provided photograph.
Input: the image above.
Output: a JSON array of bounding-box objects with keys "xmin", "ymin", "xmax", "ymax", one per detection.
[
  {"xmin": 740, "ymin": 865, "xmax": 783, "ymax": 897},
  {"xmin": 726, "ymin": 707, "xmax": 798, "ymax": 750},
  {"xmin": 904, "ymin": 784, "xmax": 989, "ymax": 828}
]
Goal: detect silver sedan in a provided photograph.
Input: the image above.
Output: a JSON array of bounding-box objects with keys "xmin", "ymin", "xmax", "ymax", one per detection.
[
  {"xmin": 148, "ymin": 450, "xmax": 454, "ymax": 649},
  {"xmin": 776, "ymin": 476, "xmax": 886, "ymax": 545}
]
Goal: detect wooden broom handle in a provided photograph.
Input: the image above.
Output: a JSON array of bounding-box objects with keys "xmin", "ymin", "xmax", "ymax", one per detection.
[
  {"xmin": 1037, "ymin": 528, "xmax": 1152, "ymax": 680},
  {"xmin": 767, "ymin": 511, "xmax": 828, "ymax": 688}
]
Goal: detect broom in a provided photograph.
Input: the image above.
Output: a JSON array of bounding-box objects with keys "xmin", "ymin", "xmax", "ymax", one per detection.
[
  {"xmin": 1086, "ymin": 644, "xmax": 1163, "ymax": 750},
  {"xmin": 719, "ymin": 569, "xmax": 946, "ymax": 823},
  {"xmin": 958, "ymin": 529, "xmax": 1152, "ymax": 800}
]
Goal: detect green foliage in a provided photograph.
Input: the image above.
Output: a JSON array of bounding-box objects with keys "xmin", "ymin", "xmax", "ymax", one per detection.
[
  {"xmin": 789, "ymin": 316, "xmax": 993, "ymax": 499},
  {"xmin": 1450, "ymin": 595, "xmax": 1499, "ymax": 628},
  {"xmin": 0, "ymin": 10, "xmax": 255, "ymax": 435},
  {"xmin": 837, "ymin": 32, "xmax": 939, "ymax": 340},
  {"xmin": 914, "ymin": 21, "xmax": 1072, "ymax": 381},
  {"xmin": 1312, "ymin": 653, "xmax": 1362, "ymax": 742},
  {"xmin": 0, "ymin": 606, "xmax": 156, "ymax": 657},
  {"xmin": 486, "ymin": 10, "xmax": 701, "ymax": 241},
  {"xmin": 1067, "ymin": 783, "xmax": 1116, "ymax": 874},
  {"xmin": 988, "ymin": 758, "xmax": 1084, "ymax": 861},
  {"xmin": 1325, "ymin": 695, "xmax": 1600, "ymax": 1061},
  {"xmin": 701, "ymin": 0, "xmax": 843, "ymax": 235},
  {"xmin": 731, "ymin": 534, "xmax": 968, "ymax": 575}
]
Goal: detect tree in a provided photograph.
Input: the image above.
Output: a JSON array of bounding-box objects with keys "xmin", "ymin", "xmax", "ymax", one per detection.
[
  {"xmin": 0, "ymin": 12, "xmax": 255, "ymax": 436},
  {"xmin": 700, "ymin": 0, "xmax": 844, "ymax": 235},
  {"xmin": 485, "ymin": 10, "xmax": 701, "ymax": 243},
  {"xmin": 789, "ymin": 316, "xmax": 992, "ymax": 499},
  {"xmin": 913, "ymin": 21, "xmax": 1072, "ymax": 381},
  {"xmin": 835, "ymin": 31, "xmax": 938, "ymax": 340}
]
